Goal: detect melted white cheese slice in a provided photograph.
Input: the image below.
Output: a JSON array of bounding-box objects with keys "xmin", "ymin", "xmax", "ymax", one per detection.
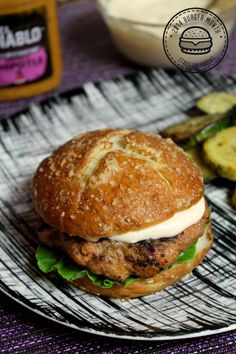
[{"xmin": 110, "ymin": 197, "xmax": 205, "ymax": 243}]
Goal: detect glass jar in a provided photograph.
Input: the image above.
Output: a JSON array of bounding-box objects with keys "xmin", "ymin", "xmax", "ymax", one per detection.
[{"xmin": 0, "ymin": 0, "xmax": 62, "ymax": 100}]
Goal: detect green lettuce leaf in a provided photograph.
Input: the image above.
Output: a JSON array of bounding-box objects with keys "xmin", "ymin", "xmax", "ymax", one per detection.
[
  {"xmin": 36, "ymin": 244, "xmax": 121, "ymax": 288},
  {"xmin": 175, "ymin": 241, "xmax": 197, "ymax": 264},
  {"xmin": 36, "ymin": 244, "xmax": 61, "ymax": 273},
  {"xmin": 36, "ymin": 235, "xmax": 199, "ymax": 289},
  {"xmin": 124, "ymin": 276, "xmax": 138, "ymax": 286}
]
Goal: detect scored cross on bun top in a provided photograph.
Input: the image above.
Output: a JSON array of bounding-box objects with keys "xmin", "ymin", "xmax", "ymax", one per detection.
[{"xmin": 33, "ymin": 129, "xmax": 204, "ymax": 240}]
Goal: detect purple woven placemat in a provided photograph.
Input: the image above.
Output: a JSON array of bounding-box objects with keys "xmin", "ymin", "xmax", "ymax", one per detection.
[
  {"xmin": 1, "ymin": 292, "xmax": 235, "ymax": 354},
  {"xmin": 0, "ymin": 1, "xmax": 236, "ymax": 352}
]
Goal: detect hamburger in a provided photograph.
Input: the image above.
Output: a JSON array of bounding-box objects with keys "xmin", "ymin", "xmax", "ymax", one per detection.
[
  {"xmin": 33, "ymin": 129, "xmax": 213, "ymax": 299},
  {"xmin": 179, "ymin": 26, "xmax": 212, "ymax": 54}
]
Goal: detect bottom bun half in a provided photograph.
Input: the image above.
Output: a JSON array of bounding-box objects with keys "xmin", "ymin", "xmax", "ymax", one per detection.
[{"xmin": 73, "ymin": 224, "xmax": 213, "ymax": 299}]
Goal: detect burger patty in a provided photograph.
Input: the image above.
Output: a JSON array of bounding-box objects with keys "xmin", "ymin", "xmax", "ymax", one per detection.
[{"xmin": 39, "ymin": 205, "xmax": 209, "ymax": 282}]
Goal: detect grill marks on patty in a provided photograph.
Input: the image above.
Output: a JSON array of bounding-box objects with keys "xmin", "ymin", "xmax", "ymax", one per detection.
[{"xmin": 39, "ymin": 205, "xmax": 209, "ymax": 282}]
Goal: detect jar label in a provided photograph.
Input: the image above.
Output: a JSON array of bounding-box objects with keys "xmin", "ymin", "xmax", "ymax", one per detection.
[{"xmin": 0, "ymin": 7, "xmax": 52, "ymax": 87}]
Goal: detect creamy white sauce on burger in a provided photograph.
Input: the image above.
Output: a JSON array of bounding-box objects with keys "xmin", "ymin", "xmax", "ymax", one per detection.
[{"xmin": 110, "ymin": 197, "xmax": 205, "ymax": 243}]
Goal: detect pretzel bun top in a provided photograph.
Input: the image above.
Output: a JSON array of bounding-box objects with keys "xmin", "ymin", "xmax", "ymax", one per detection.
[{"xmin": 33, "ymin": 129, "xmax": 204, "ymax": 240}]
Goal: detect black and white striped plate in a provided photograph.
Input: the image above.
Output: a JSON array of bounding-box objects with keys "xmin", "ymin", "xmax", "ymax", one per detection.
[{"xmin": 0, "ymin": 69, "xmax": 236, "ymax": 340}]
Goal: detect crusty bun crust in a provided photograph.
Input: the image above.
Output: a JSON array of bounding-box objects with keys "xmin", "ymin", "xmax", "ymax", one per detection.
[
  {"xmin": 73, "ymin": 224, "xmax": 213, "ymax": 299},
  {"xmin": 33, "ymin": 129, "xmax": 203, "ymax": 240}
]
